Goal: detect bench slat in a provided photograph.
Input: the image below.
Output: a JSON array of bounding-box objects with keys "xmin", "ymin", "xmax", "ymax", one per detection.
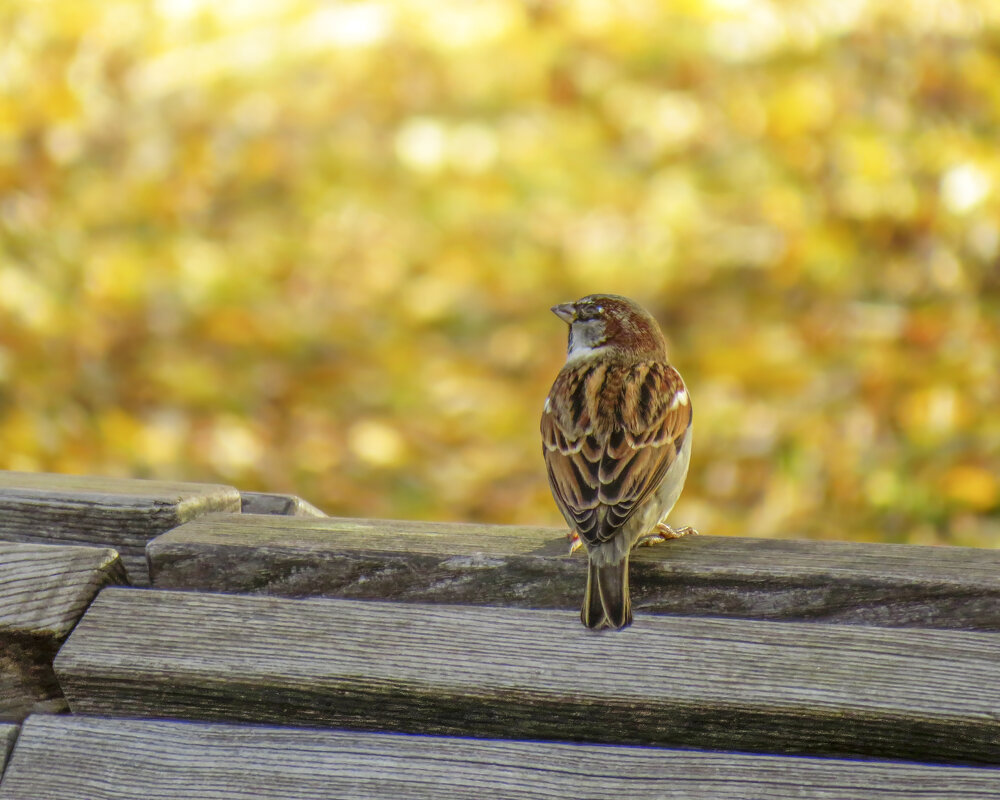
[
  {"xmin": 149, "ymin": 514, "xmax": 1000, "ymax": 630},
  {"xmin": 240, "ymin": 492, "xmax": 326, "ymax": 517},
  {"xmin": 0, "ymin": 543, "xmax": 124, "ymax": 721},
  {"xmin": 3, "ymin": 715, "xmax": 1000, "ymax": 800},
  {"xmin": 55, "ymin": 588, "xmax": 1000, "ymax": 764},
  {"xmin": 0, "ymin": 471, "xmax": 241, "ymax": 585}
]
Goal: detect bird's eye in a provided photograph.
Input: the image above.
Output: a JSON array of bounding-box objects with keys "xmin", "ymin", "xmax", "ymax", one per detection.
[{"xmin": 577, "ymin": 304, "xmax": 602, "ymax": 321}]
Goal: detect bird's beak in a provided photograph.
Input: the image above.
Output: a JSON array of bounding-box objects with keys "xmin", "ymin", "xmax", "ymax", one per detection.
[{"xmin": 551, "ymin": 303, "xmax": 576, "ymax": 324}]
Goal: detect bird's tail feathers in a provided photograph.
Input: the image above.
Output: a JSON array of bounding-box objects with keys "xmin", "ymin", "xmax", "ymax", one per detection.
[{"xmin": 581, "ymin": 556, "xmax": 632, "ymax": 630}]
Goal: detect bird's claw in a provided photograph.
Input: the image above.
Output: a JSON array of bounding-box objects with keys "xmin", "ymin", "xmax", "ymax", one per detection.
[
  {"xmin": 636, "ymin": 523, "xmax": 699, "ymax": 547},
  {"xmin": 567, "ymin": 529, "xmax": 584, "ymax": 555}
]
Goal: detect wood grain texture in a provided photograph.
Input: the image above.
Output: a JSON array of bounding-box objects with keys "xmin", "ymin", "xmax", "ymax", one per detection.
[
  {"xmin": 241, "ymin": 492, "xmax": 326, "ymax": 517},
  {"xmin": 55, "ymin": 588, "xmax": 1000, "ymax": 764},
  {"xmin": 0, "ymin": 543, "xmax": 126, "ymax": 637},
  {"xmin": 0, "ymin": 471, "xmax": 241, "ymax": 585},
  {"xmin": 3, "ymin": 716, "xmax": 1000, "ymax": 800},
  {"xmin": 149, "ymin": 513, "xmax": 1000, "ymax": 630},
  {"xmin": 0, "ymin": 543, "xmax": 124, "ymax": 722},
  {"xmin": 0, "ymin": 723, "xmax": 17, "ymax": 778}
]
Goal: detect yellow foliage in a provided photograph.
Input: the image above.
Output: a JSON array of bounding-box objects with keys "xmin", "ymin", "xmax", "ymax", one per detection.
[
  {"xmin": 0, "ymin": 0, "xmax": 998, "ymax": 547},
  {"xmin": 941, "ymin": 466, "xmax": 999, "ymax": 512}
]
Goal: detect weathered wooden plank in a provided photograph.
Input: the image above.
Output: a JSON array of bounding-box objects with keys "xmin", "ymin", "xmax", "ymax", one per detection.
[
  {"xmin": 0, "ymin": 543, "xmax": 127, "ymax": 637},
  {"xmin": 0, "ymin": 471, "xmax": 241, "ymax": 585},
  {"xmin": 0, "ymin": 724, "xmax": 17, "ymax": 778},
  {"xmin": 148, "ymin": 515, "xmax": 577, "ymax": 607},
  {"xmin": 149, "ymin": 513, "xmax": 1000, "ymax": 631},
  {"xmin": 55, "ymin": 588, "xmax": 1000, "ymax": 764},
  {"xmin": 3, "ymin": 716, "xmax": 1000, "ymax": 800},
  {"xmin": 0, "ymin": 543, "xmax": 124, "ymax": 722},
  {"xmin": 241, "ymin": 491, "xmax": 326, "ymax": 517}
]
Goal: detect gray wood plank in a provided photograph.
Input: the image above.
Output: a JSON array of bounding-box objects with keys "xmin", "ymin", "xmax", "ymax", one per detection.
[
  {"xmin": 3, "ymin": 716, "xmax": 1000, "ymax": 800},
  {"xmin": 149, "ymin": 514, "xmax": 1000, "ymax": 631},
  {"xmin": 0, "ymin": 543, "xmax": 124, "ymax": 722},
  {"xmin": 0, "ymin": 724, "xmax": 17, "ymax": 779},
  {"xmin": 241, "ymin": 492, "xmax": 326, "ymax": 517},
  {"xmin": 55, "ymin": 588, "xmax": 1000, "ymax": 765},
  {"xmin": 0, "ymin": 471, "xmax": 241, "ymax": 585},
  {"xmin": 0, "ymin": 543, "xmax": 126, "ymax": 637}
]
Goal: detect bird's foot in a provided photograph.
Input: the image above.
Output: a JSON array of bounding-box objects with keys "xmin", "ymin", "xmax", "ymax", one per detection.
[
  {"xmin": 567, "ymin": 529, "xmax": 584, "ymax": 555},
  {"xmin": 636, "ymin": 523, "xmax": 699, "ymax": 548}
]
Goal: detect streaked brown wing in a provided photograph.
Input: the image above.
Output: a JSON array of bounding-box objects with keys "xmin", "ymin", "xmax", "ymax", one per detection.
[{"xmin": 541, "ymin": 361, "xmax": 691, "ymax": 546}]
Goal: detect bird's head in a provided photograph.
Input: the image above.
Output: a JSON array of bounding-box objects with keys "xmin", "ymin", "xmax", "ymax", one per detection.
[{"xmin": 551, "ymin": 294, "xmax": 667, "ymax": 363}]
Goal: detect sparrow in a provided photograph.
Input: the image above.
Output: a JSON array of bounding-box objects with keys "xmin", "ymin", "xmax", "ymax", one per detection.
[{"xmin": 541, "ymin": 294, "xmax": 694, "ymax": 631}]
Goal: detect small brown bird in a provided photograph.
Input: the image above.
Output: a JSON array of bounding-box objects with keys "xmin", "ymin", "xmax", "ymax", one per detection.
[{"xmin": 541, "ymin": 294, "xmax": 695, "ymax": 630}]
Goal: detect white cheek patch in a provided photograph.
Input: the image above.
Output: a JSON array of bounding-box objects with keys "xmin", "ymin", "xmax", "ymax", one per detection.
[{"xmin": 564, "ymin": 343, "xmax": 607, "ymax": 364}]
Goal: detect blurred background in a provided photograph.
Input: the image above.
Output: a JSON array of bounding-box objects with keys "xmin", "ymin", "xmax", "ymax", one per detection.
[{"xmin": 1, "ymin": 0, "xmax": 998, "ymax": 546}]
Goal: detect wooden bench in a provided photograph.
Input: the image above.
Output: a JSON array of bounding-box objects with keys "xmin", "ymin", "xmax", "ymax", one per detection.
[
  {"xmin": 1, "ymin": 470, "xmax": 999, "ymax": 798},
  {"xmin": 0, "ymin": 542, "xmax": 124, "ymax": 721},
  {"xmin": 4, "ymin": 714, "xmax": 1000, "ymax": 800}
]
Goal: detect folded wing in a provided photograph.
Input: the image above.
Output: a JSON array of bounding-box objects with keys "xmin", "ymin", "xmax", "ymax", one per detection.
[{"xmin": 542, "ymin": 361, "xmax": 691, "ymax": 547}]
